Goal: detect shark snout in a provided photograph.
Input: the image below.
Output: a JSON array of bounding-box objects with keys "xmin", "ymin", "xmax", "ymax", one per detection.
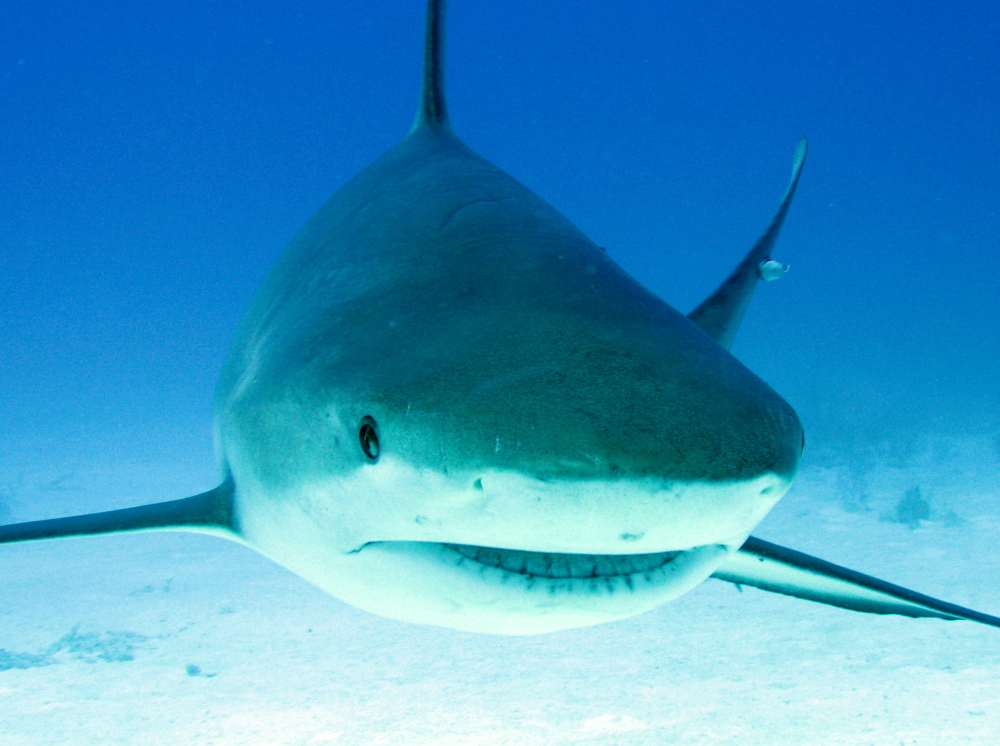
[{"xmin": 337, "ymin": 456, "xmax": 792, "ymax": 556}]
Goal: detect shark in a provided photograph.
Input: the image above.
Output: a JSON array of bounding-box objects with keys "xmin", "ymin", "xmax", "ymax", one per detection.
[{"xmin": 2, "ymin": 0, "xmax": 997, "ymax": 635}]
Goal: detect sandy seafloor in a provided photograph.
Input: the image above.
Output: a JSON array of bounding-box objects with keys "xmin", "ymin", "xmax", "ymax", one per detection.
[{"xmin": 1, "ymin": 436, "xmax": 998, "ymax": 745}]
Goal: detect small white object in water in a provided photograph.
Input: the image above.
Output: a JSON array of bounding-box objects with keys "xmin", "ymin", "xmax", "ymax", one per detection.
[{"xmin": 758, "ymin": 259, "xmax": 789, "ymax": 281}]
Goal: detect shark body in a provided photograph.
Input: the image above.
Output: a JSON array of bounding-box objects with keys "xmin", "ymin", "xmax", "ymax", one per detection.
[{"xmin": 2, "ymin": 0, "xmax": 997, "ymax": 634}]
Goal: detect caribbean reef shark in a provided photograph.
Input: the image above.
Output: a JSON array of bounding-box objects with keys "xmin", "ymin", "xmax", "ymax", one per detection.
[{"xmin": 2, "ymin": 0, "xmax": 997, "ymax": 634}]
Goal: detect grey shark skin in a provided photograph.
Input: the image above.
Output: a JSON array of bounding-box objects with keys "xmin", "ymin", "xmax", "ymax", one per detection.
[{"xmin": 2, "ymin": 0, "xmax": 998, "ymax": 635}]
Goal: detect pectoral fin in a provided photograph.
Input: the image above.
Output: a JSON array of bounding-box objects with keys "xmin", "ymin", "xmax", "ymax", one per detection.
[
  {"xmin": 712, "ymin": 535, "xmax": 1000, "ymax": 628},
  {"xmin": 0, "ymin": 478, "xmax": 236, "ymax": 546}
]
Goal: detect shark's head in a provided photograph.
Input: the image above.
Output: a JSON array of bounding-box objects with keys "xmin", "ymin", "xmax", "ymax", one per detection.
[{"xmin": 215, "ymin": 124, "xmax": 803, "ymax": 634}]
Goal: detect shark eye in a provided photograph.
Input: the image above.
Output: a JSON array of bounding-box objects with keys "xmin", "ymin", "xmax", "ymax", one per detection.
[{"xmin": 359, "ymin": 416, "xmax": 380, "ymax": 461}]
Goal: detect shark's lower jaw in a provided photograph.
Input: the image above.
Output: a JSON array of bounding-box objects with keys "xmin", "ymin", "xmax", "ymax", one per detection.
[
  {"xmin": 314, "ymin": 540, "xmax": 732, "ymax": 635},
  {"xmin": 238, "ymin": 495, "xmax": 736, "ymax": 634},
  {"xmin": 444, "ymin": 543, "xmax": 684, "ymax": 582}
]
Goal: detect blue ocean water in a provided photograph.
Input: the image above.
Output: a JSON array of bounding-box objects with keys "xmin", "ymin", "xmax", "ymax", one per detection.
[
  {"xmin": 1, "ymin": 1, "xmax": 999, "ymax": 743},
  {"xmin": 3, "ymin": 1, "xmax": 998, "ymax": 471}
]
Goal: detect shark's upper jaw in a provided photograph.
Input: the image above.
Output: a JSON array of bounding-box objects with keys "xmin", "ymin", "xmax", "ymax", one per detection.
[{"xmin": 289, "ymin": 456, "xmax": 794, "ymax": 557}]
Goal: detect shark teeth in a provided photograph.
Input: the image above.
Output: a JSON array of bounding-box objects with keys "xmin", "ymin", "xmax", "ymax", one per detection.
[{"xmin": 444, "ymin": 543, "xmax": 684, "ymax": 579}]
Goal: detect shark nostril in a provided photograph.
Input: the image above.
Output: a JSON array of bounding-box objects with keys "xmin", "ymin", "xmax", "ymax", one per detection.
[{"xmin": 473, "ymin": 478, "xmax": 484, "ymax": 491}]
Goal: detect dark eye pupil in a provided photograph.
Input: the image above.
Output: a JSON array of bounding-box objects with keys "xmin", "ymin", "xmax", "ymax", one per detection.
[{"xmin": 359, "ymin": 416, "xmax": 380, "ymax": 461}]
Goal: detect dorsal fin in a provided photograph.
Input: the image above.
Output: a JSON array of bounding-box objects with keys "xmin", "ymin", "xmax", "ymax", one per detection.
[
  {"xmin": 0, "ymin": 478, "xmax": 237, "ymax": 546},
  {"xmin": 688, "ymin": 137, "xmax": 808, "ymax": 350},
  {"xmin": 411, "ymin": 0, "xmax": 452, "ymax": 133}
]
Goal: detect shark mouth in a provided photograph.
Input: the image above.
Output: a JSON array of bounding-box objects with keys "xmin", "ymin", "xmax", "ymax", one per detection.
[
  {"xmin": 442, "ymin": 542, "xmax": 685, "ymax": 581},
  {"xmin": 331, "ymin": 540, "xmax": 730, "ymax": 633}
]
